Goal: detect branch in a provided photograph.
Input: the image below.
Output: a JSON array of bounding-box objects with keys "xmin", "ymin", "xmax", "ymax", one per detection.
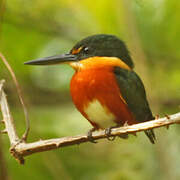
[
  {"xmin": 1, "ymin": 80, "xmax": 180, "ymax": 164},
  {"xmin": 0, "ymin": 52, "xmax": 30, "ymax": 141},
  {"xmin": 0, "ymin": 80, "xmax": 19, "ymax": 145}
]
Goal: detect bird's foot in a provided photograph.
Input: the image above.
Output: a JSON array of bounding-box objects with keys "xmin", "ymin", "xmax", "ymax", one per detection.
[
  {"xmin": 105, "ymin": 127, "xmax": 116, "ymax": 141},
  {"xmin": 105, "ymin": 126, "xmax": 129, "ymax": 140},
  {"xmin": 87, "ymin": 128, "xmax": 98, "ymax": 143}
]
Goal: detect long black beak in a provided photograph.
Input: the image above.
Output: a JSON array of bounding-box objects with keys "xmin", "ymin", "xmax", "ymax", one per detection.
[{"xmin": 24, "ymin": 53, "xmax": 77, "ymax": 65}]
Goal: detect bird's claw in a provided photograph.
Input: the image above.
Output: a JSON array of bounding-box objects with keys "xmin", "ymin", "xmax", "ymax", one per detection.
[
  {"xmin": 87, "ymin": 128, "xmax": 98, "ymax": 143},
  {"xmin": 105, "ymin": 127, "xmax": 116, "ymax": 141}
]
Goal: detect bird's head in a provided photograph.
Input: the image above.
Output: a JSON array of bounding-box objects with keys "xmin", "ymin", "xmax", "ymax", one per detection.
[{"xmin": 24, "ymin": 34, "xmax": 134, "ymax": 69}]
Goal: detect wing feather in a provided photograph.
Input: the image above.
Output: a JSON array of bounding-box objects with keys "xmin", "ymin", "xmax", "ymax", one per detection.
[{"xmin": 113, "ymin": 67, "xmax": 156, "ymax": 143}]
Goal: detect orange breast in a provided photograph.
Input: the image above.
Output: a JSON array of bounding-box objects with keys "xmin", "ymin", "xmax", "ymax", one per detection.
[{"xmin": 70, "ymin": 66, "xmax": 136, "ymax": 129}]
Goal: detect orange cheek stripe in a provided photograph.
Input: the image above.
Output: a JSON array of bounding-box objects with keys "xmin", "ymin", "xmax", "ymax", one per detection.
[
  {"xmin": 71, "ymin": 47, "xmax": 83, "ymax": 55},
  {"xmin": 79, "ymin": 57, "xmax": 131, "ymax": 71}
]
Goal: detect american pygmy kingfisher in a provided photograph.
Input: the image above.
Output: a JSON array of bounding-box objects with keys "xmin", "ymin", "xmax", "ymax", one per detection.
[{"xmin": 25, "ymin": 34, "xmax": 156, "ymax": 144}]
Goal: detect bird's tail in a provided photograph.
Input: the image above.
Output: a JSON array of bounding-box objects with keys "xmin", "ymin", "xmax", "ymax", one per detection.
[{"xmin": 144, "ymin": 129, "xmax": 156, "ymax": 144}]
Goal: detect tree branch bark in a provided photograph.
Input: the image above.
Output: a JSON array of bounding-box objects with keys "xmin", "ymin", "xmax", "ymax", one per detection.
[
  {"xmin": 0, "ymin": 80, "xmax": 19, "ymax": 145},
  {"xmin": 1, "ymin": 80, "xmax": 180, "ymax": 164}
]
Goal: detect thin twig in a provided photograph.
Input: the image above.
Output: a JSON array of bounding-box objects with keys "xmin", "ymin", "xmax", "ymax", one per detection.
[
  {"xmin": 0, "ymin": 80, "xmax": 19, "ymax": 145},
  {"xmin": 1, "ymin": 80, "xmax": 180, "ymax": 164},
  {"xmin": 0, "ymin": 80, "xmax": 24, "ymax": 163},
  {"xmin": 0, "ymin": 52, "xmax": 30, "ymax": 141}
]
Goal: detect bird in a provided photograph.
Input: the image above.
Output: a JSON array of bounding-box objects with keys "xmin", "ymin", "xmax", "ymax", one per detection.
[{"xmin": 24, "ymin": 34, "xmax": 156, "ymax": 144}]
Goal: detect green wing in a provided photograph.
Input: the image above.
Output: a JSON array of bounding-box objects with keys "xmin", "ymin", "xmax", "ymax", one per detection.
[{"xmin": 113, "ymin": 67, "xmax": 155, "ymax": 143}]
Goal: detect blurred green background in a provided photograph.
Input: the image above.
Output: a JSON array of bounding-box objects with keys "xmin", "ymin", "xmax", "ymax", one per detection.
[{"xmin": 0, "ymin": 0, "xmax": 180, "ymax": 179}]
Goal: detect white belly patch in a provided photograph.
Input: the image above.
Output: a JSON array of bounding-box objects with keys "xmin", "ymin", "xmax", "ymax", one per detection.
[{"xmin": 84, "ymin": 99, "xmax": 116, "ymax": 128}]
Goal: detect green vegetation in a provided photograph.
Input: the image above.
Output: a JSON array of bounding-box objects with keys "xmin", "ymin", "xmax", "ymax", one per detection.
[{"xmin": 0, "ymin": 0, "xmax": 180, "ymax": 179}]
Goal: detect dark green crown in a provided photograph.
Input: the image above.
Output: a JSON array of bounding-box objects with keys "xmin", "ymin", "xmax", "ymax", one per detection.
[{"xmin": 71, "ymin": 34, "xmax": 134, "ymax": 68}]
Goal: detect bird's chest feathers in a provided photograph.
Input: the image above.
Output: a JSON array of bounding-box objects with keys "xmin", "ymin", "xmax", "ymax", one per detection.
[
  {"xmin": 70, "ymin": 68, "xmax": 115, "ymax": 107},
  {"xmin": 70, "ymin": 58, "xmax": 133, "ymax": 128},
  {"xmin": 84, "ymin": 99, "xmax": 116, "ymax": 128},
  {"xmin": 70, "ymin": 68, "xmax": 119, "ymax": 128}
]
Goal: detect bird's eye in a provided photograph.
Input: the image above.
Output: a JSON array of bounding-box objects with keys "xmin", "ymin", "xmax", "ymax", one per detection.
[{"xmin": 84, "ymin": 47, "xmax": 89, "ymax": 53}]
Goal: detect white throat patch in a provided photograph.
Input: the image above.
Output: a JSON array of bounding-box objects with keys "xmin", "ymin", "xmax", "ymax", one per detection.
[{"xmin": 84, "ymin": 99, "xmax": 116, "ymax": 128}]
